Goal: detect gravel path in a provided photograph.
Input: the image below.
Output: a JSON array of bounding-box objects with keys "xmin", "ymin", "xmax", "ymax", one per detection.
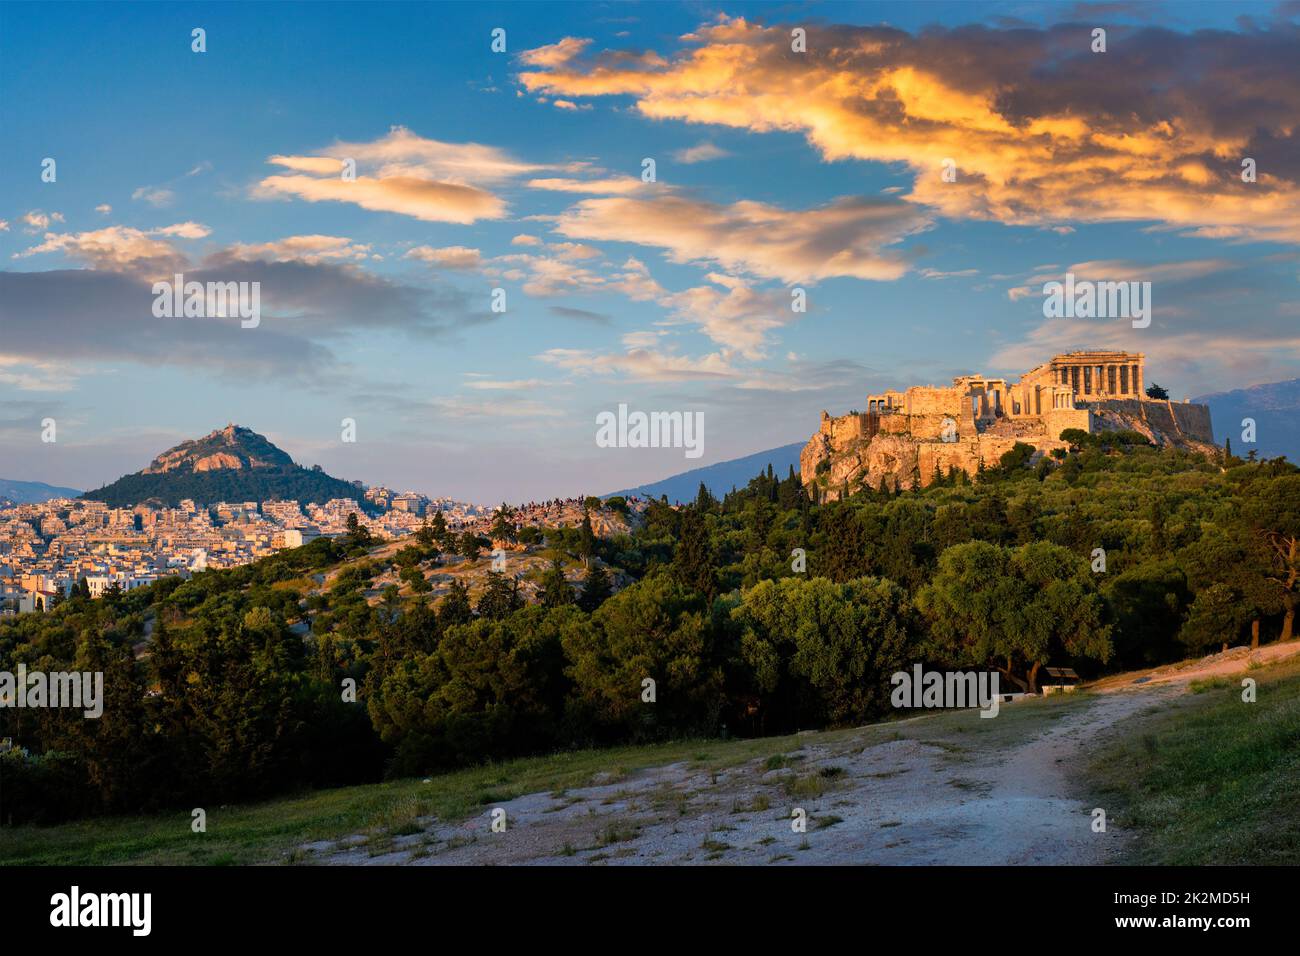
[{"xmin": 305, "ymin": 643, "xmax": 1300, "ymax": 866}]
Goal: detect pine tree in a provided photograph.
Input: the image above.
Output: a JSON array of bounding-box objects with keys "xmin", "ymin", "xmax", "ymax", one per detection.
[
  {"xmin": 694, "ymin": 481, "xmax": 718, "ymax": 511},
  {"xmin": 673, "ymin": 507, "xmax": 717, "ymax": 600},
  {"xmin": 540, "ymin": 554, "xmax": 575, "ymax": 608},
  {"xmin": 578, "ymin": 561, "xmax": 613, "ymax": 612},
  {"xmin": 458, "ymin": 530, "xmax": 482, "ymax": 560},
  {"xmin": 476, "ymin": 571, "xmax": 522, "ymax": 619},
  {"xmin": 438, "ymin": 579, "xmax": 472, "ymax": 628},
  {"xmin": 490, "ymin": 503, "xmax": 517, "ymax": 543},
  {"xmin": 578, "ymin": 510, "xmax": 596, "ymax": 564}
]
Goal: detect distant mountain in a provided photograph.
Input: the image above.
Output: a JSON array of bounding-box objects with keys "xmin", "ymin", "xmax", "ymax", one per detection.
[
  {"xmin": 80, "ymin": 424, "xmax": 367, "ymax": 508},
  {"xmin": 605, "ymin": 442, "xmax": 804, "ymax": 504},
  {"xmin": 0, "ymin": 478, "xmax": 82, "ymax": 504},
  {"xmin": 1194, "ymin": 379, "xmax": 1300, "ymax": 461}
]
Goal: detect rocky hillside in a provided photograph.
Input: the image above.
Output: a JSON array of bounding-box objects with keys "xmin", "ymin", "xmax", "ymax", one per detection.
[
  {"xmin": 142, "ymin": 424, "xmax": 294, "ymax": 474},
  {"xmin": 802, "ymin": 399, "xmax": 1220, "ymax": 500},
  {"xmin": 81, "ymin": 425, "xmax": 366, "ymax": 508}
]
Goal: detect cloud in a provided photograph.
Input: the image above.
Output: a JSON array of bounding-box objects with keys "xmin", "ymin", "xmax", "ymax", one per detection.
[
  {"xmin": 215, "ymin": 235, "xmax": 374, "ymax": 265},
  {"xmin": 462, "ymin": 377, "xmax": 564, "ymax": 390},
  {"xmin": 94, "ymin": 204, "xmax": 112, "ymax": 215},
  {"xmin": 554, "ymin": 193, "xmax": 929, "ymax": 283},
  {"xmin": 256, "ymin": 167, "xmax": 505, "ymax": 224},
  {"xmin": 549, "ymin": 305, "xmax": 612, "ymax": 324},
  {"xmin": 673, "ymin": 142, "xmax": 729, "ymax": 164},
  {"xmin": 132, "ymin": 186, "xmax": 176, "ymax": 208},
  {"xmin": 253, "ymin": 126, "xmax": 562, "ymax": 223},
  {"xmin": 521, "ymin": 16, "xmax": 1300, "ymax": 243},
  {"xmin": 405, "ymin": 245, "xmax": 483, "ymax": 269},
  {"xmin": 528, "ymin": 176, "xmax": 645, "ymax": 194},
  {"xmin": 518, "ymin": 36, "xmax": 593, "ymax": 68},
  {"xmin": 659, "ymin": 273, "xmax": 797, "ymax": 358},
  {"xmin": 14, "ymin": 222, "xmax": 211, "ymax": 274},
  {"xmin": 537, "ymin": 344, "xmax": 737, "ymax": 382},
  {"xmin": 21, "ymin": 210, "xmax": 64, "ymax": 232},
  {"xmin": 0, "ymin": 249, "xmax": 495, "ymax": 390}
]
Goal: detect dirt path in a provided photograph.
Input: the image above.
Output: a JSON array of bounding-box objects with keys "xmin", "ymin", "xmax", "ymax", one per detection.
[{"xmin": 305, "ymin": 643, "xmax": 1300, "ymax": 866}]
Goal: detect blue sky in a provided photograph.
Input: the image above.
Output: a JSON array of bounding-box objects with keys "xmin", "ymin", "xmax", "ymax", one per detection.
[{"xmin": 2, "ymin": 1, "xmax": 1298, "ymax": 501}]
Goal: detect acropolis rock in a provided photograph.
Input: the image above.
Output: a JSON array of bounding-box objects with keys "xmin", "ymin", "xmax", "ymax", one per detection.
[{"xmin": 801, "ymin": 351, "xmax": 1216, "ymax": 499}]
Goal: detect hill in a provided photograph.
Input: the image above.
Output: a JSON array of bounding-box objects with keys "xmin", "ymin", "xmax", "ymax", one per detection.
[
  {"xmin": 79, "ymin": 424, "xmax": 366, "ymax": 508},
  {"xmin": 0, "ymin": 478, "xmax": 82, "ymax": 503},
  {"xmin": 605, "ymin": 442, "xmax": 803, "ymax": 503},
  {"xmin": 1194, "ymin": 378, "xmax": 1300, "ymax": 462}
]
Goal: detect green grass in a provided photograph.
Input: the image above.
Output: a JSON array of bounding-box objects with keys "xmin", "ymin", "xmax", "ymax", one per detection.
[
  {"xmin": 1083, "ymin": 655, "xmax": 1300, "ymax": 864},
  {"xmin": 0, "ymin": 681, "xmax": 1094, "ymax": 866},
  {"xmin": 0, "ymin": 726, "xmax": 891, "ymax": 866}
]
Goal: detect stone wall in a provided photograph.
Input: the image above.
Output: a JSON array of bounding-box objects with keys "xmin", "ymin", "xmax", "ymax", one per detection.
[{"xmin": 801, "ymin": 356, "xmax": 1215, "ymax": 499}]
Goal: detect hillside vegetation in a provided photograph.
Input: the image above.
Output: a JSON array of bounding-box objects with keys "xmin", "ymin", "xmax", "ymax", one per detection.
[{"xmin": 2, "ymin": 437, "xmax": 1298, "ymax": 831}]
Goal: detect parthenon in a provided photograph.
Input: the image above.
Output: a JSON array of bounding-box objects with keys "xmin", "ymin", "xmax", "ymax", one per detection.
[{"xmin": 804, "ymin": 350, "xmax": 1214, "ymax": 499}]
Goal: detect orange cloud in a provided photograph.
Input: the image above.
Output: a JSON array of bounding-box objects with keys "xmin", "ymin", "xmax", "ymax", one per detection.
[{"xmin": 521, "ymin": 16, "xmax": 1300, "ymax": 243}]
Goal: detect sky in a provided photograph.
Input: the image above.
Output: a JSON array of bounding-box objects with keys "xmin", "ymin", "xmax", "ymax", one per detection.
[{"xmin": 2, "ymin": 0, "xmax": 1298, "ymax": 503}]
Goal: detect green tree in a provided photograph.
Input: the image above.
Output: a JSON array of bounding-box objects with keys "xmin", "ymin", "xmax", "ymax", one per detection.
[
  {"xmin": 731, "ymin": 576, "xmax": 913, "ymax": 730},
  {"xmin": 917, "ymin": 540, "xmax": 1111, "ymax": 692},
  {"xmin": 672, "ymin": 507, "xmax": 716, "ymax": 600},
  {"xmin": 540, "ymin": 554, "xmax": 575, "ymax": 608},
  {"xmin": 438, "ymin": 579, "xmax": 473, "ymax": 628},
  {"xmin": 490, "ymin": 503, "xmax": 517, "ymax": 543},
  {"xmin": 578, "ymin": 561, "xmax": 613, "ymax": 612},
  {"xmin": 476, "ymin": 571, "xmax": 522, "ymax": 620},
  {"xmin": 458, "ymin": 530, "xmax": 482, "ymax": 560}
]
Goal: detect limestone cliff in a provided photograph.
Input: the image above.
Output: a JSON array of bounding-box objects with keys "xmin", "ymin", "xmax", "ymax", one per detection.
[{"xmin": 801, "ymin": 360, "xmax": 1216, "ymax": 501}]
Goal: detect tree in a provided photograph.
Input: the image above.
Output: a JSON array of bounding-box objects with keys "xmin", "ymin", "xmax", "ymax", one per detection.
[
  {"xmin": 578, "ymin": 561, "xmax": 613, "ymax": 612},
  {"xmin": 415, "ymin": 517, "xmax": 438, "ymax": 550},
  {"xmin": 1146, "ymin": 383, "xmax": 1170, "ymax": 400},
  {"xmin": 1180, "ymin": 583, "xmax": 1246, "ymax": 653},
  {"xmin": 476, "ymin": 571, "xmax": 522, "ymax": 620},
  {"xmin": 345, "ymin": 512, "xmax": 372, "ymax": 548},
  {"xmin": 672, "ymin": 507, "xmax": 716, "ymax": 600},
  {"xmin": 428, "ymin": 509, "xmax": 453, "ymax": 550},
  {"xmin": 732, "ymin": 576, "xmax": 913, "ymax": 730},
  {"xmin": 438, "ymin": 580, "xmax": 473, "ymax": 628},
  {"xmin": 917, "ymin": 540, "xmax": 1111, "ymax": 692},
  {"xmin": 458, "ymin": 530, "xmax": 482, "ymax": 561},
  {"xmin": 490, "ymin": 503, "xmax": 517, "ymax": 544},
  {"xmin": 563, "ymin": 574, "xmax": 722, "ymax": 738},
  {"xmin": 577, "ymin": 510, "xmax": 596, "ymax": 565},
  {"xmin": 1244, "ymin": 475, "xmax": 1300, "ymax": 641},
  {"xmin": 694, "ymin": 482, "xmax": 718, "ymax": 512},
  {"xmin": 540, "ymin": 554, "xmax": 575, "ymax": 608}
]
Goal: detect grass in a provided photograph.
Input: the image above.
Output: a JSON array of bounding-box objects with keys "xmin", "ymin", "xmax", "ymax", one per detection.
[
  {"xmin": 0, "ymin": 676, "xmax": 1105, "ymax": 866},
  {"xmin": 1083, "ymin": 654, "xmax": 1300, "ymax": 864},
  {"xmin": 0, "ymin": 724, "xmax": 899, "ymax": 866}
]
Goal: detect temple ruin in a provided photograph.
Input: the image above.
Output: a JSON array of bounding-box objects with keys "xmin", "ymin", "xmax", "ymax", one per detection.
[{"xmin": 801, "ymin": 350, "xmax": 1215, "ymax": 497}]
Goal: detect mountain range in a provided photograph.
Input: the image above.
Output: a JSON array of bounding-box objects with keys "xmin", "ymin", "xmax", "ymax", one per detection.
[
  {"xmin": 605, "ymin": 442, "xmax": 804, "ymax": 503},
  {"xmin": 0, "ymin": 478, "xmax": 83, "ymax": 504},
  {"xmin": 1193, "ymin": 378, "xmax": 1300, "ymax": 461},
  {"xmin": 78, "ymin": 425, "xmax": 366, "ymax": 509}
]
